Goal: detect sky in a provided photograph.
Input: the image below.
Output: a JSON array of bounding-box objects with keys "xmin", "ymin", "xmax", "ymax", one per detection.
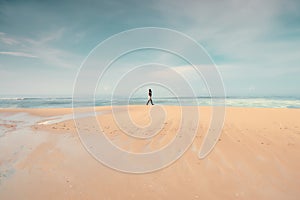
[{"xmin": 0, "ymin": 0, "xmax": 300, "ymax": 97}]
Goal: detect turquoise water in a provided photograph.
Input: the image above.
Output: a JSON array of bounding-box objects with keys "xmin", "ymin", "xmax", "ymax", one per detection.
[{"xmin": 0, "ymin": 96, "xmax": 299, "ymax": 108}]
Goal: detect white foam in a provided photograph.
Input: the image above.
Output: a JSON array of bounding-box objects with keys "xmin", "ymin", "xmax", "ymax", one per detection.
[{"xmin": 37, "ymin": 111, "xmax": 107, "ymax": 125}]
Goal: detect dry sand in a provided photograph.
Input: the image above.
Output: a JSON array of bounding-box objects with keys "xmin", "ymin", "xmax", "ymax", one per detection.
[{"xmin": 0, "ymin": 106, "xmax": 300, "ymax": 199}]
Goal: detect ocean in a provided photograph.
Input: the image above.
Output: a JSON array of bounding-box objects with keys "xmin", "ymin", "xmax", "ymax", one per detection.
[{"xmin": 0, "ymin": 96, "xmax": 299, "ymax": 109}]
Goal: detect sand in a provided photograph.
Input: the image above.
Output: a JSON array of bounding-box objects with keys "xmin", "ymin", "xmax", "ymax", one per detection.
[{"xmin": 0, "ymin": 106, "xmax": 300, "ymax": 199}]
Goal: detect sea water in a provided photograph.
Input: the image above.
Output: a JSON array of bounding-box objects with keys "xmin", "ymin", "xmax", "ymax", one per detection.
[{"xmin": 0, "ymin": 96, "xmax": 300, "ymax": 108}]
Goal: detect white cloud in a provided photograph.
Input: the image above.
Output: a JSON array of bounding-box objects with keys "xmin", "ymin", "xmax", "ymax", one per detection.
[
  {"xmin": 153, "ymin": 0, "xmax": 299, "ymax": 69},
  {"xmin": 0, "ymin": 51, "xmax": 37, "ymax": 58},
  {"xmin": 0, "ymin": 30, "xmax": 82, "ymax": 69},
  {"xmin": 0, "ymin": 32, "xmax": 19, "ymax": 45}
]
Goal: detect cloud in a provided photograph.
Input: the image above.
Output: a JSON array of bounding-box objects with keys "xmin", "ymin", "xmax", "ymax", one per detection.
[
  {"xmin": 0, "ymin": 51, "xmax": 37, "ymax": 58},
  {"xmin": 0, "ymin": 32, "xmax": 19, "ymax": 45},
  {"xmin": 153, "ymin": 0, "xmax": 300, "ymax": 68},
  {"xmin": 0, "ymin": 30, "xmax": 82, "ymax": 69}
]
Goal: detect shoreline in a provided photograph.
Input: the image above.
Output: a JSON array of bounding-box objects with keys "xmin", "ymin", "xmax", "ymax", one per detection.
[{"xmin": 1, "ymin": 96, "xmax": 300, "ymax": 109}]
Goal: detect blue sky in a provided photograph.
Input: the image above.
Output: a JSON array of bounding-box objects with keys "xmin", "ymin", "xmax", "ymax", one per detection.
[{"xmin": 0, "ymin": 0, "xmax": 300, "ymax": 97}]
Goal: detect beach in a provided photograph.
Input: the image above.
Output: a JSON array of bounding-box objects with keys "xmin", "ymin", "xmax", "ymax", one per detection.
[{"xmin": 0, "ymin": 106, "xmax": 300, "ymax": 199}]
